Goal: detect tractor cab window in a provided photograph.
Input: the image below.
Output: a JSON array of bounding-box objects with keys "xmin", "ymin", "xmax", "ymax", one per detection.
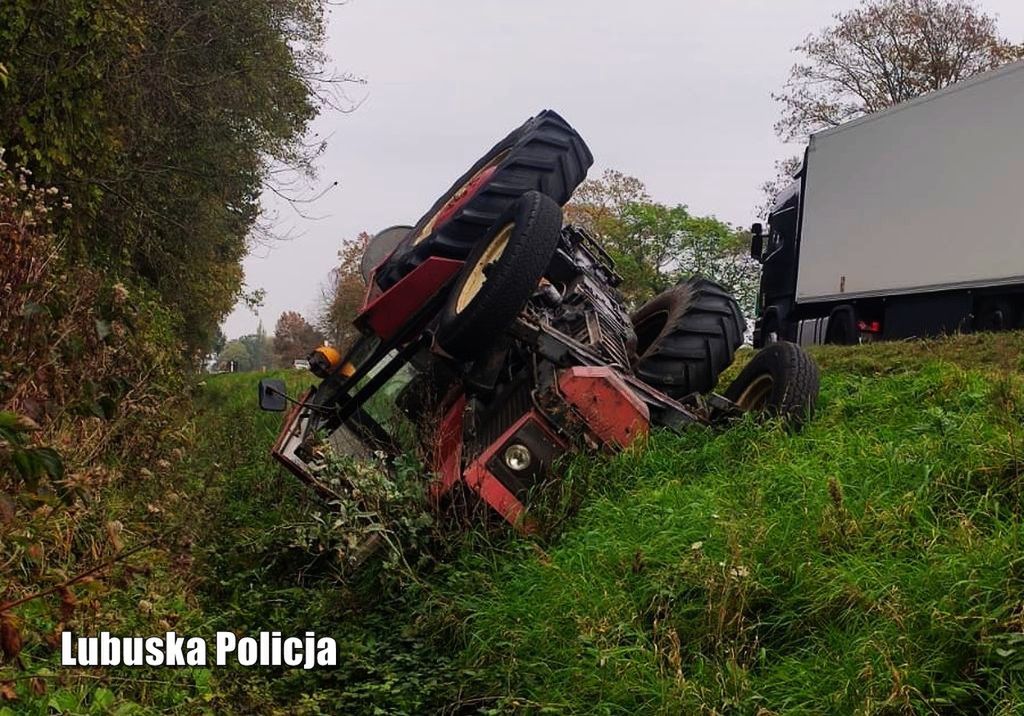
[{"xmin": 345, "ymin": 351, "xmax": 420, "ymax": 452}]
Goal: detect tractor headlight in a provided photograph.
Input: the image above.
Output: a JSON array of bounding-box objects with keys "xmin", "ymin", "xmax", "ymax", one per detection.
[{"xmin": 503, "ymin": 443, "xmax": 532, "ymax": 472}]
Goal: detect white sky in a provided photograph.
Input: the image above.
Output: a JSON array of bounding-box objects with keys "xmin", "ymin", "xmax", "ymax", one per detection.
[{"xmin": 223, "ymin": 0, "xmax": 1024, "ymax": 339}]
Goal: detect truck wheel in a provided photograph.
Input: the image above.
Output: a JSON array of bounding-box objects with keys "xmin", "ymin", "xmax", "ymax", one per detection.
[
  {"xmin": 631, "ymin": 278, "xmax": 746, "ymax": 398},
  {"xmin": 435, "ymin": 191, "xmax": 563, "ymax": 361},
  {"xmin": 723, "ymin": 342, "xmax": 819, "ymax": 427},
  {"xmin": 825, "ymin": 305, "xmax": 858, "ymax": 345},
  {"xmin": 377, "ymin": 110, "xmax": 592, "ymax": 289},
  {"xmin": 975, "ymin": 298, "xmax": 1018, "ymax": 332}
]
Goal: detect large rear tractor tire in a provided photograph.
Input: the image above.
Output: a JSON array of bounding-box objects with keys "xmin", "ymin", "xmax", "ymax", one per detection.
[
  {"xmin": 723, "ymin": 342, "xmax": 819, "ymax": 428},
  {"xmin": 631, "ymin": 278, "xmax": 746, "ymax": 398},
  {"xmin": 435, "ymin": 191, "xmax": 563, "ymax": 361},
  {"xmin": 377, "ymin": 110, "xmax": 592, "ymax": 289}
]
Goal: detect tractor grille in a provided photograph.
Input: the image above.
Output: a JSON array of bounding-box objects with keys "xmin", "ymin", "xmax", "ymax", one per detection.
[
  {"xmin": 554, "ymin": 276, "xmax": 636, "ymax": 369},
  {"xmin": 467, "ymin": 377, "xmax": 534, "ymax": 460},
  {"xmin": 589, "ymin": 303, "xmax": 634, "ymax": 367}
]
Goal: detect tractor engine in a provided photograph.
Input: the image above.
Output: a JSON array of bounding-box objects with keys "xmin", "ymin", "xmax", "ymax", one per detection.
[{"xmin": 540, "ymin": 226, "xmax": 637, "ymax": 371}]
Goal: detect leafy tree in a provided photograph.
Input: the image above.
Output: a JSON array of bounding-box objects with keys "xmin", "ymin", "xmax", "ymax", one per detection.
[
  {"xmin": 774, "ymin": 0, "xmax": 1024, "ymax": 142},
  {"xmin": 219, "ymin": 340, "xmax": 253, "ymax": 372},
  {"xmin": 567, "ymin": 170, "xmax": 760, "ymax": 315},
  {"xmin": 238, "ymin": 323, "xmax": 274, "ymax": 371},
  {"xmin": 273, "ymin": 311, "xmax": 324, "ymax": 367},
  {"xmin": 0, "ymin": 0, "xmax": 340, "ymax": 351},
  {"xmin": 211, "ymin": 327, "xmax": 228, "ymax": 356},
  {"xmin": 319, "ymin": 233, "xmax": 370, "ymax": 350},
  {"xmin": 565, "ymin": 170, "xmax": 650, "ymax": 234}
]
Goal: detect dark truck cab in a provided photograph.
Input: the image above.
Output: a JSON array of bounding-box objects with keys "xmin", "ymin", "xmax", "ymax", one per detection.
[{"xmin": 751, "ymin": 179, "xmax": 801, "ymax": 347}]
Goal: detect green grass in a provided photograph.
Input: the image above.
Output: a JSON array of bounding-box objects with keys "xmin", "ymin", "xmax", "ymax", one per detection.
[
  {"xmin": 422, "ymin": 333, "xmax": 1024, "ymax": 714},
  {"xmin": 205, "ymin": 335, "xmax": 1024, "ymax": 713},
  {"xmin": 13, "ymin": 333, "xmax": 1024, "ymax": 714},
  {"xmin": 432, "ymin": 347, "xmax": 1024, "ymax": 713}
]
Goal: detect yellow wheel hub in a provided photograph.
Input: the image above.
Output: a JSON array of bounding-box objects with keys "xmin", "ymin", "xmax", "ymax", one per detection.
[
  {"xmin": 455, "ymin": 223, "xmax": 513, "ymax": 314},
  {"xmin": 735, "ymin": 374, "xmax": 774, "ymax": 412}
]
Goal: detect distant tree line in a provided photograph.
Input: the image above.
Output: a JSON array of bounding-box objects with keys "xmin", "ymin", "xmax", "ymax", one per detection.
[{"xmin": 218, "ymin": 312, "xmax": 326, "ymax": 371}]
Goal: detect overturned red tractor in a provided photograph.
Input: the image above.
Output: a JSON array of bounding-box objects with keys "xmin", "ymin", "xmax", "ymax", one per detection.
[{"xmin": 259, "ymin": 110, "xmax": 819, "ymax": 540}]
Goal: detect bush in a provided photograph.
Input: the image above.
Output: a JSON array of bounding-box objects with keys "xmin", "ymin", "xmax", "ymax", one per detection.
[{"xmin": 0, "ymin": 159, "xmax": 188, "ymax": 682}]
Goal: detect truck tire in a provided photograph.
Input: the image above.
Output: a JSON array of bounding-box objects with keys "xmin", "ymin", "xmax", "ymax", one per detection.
[
  {"xmin": 825, "ymin": 305, "xmax": 858, "ymax": 345},
  {"xmin": 377, "ymin": 110, "xmax": 592, "ymax": 290},
  {"xmin": 975, "ymin": 298, "xmax": 1018, "ymax": 332},
  {"xmin": 723, "ymin": 342, "xmax": 819, "ymax": 427},
  {"xmin": 631, "ymin": 278, "xmax": 746, "ymax": 398},
  {"xmin": 435, "ymin": 191, "xmax": 563, "ymax": 361}
]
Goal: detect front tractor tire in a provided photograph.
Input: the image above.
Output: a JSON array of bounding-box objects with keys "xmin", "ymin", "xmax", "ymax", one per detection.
[
  {"xmin": 435, "ymin": 191, "xmax": 563, "ymax": 361},
  {"xmin": 723, "ymin": 342, "xmax": 819, "ymax": 428},
  {"xmin": 631, "ymin": 278, "xmax": 746, "ymax": 398},
  {"xmin": 377, "ymin": 110, "xmax": 592, "ymax": 289}
]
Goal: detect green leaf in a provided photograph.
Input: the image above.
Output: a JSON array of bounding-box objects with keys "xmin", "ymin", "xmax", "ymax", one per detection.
[
  {"xmin": 20, "ymin": 301, "xmax": 46, "ymax": 318},
  {"xmin": 32, "ymin": 447, "xmax": 65, "ymax": 480},
  {"xmin": 12, "ymin": 449, "xmax": 33, "ymax": 479},
  {"xmin": 192, "ymin": 668, "xmax": 212, "ymax": 694},
  {"xmin": 91, "ymin": 687, "xmax": 115, "ymax": 712},
  {"xmin": 48, "ymin": 690, "xmax": 82, "ymax": 713},
  {"xmin": 0, "ymin": 411, "xmax": 23, "ymax": 432}
]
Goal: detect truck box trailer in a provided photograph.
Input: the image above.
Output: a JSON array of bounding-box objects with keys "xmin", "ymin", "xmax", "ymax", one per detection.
[{"xmin": 751, "ymin": 59, "xmax": 1024, "ymax": 347}]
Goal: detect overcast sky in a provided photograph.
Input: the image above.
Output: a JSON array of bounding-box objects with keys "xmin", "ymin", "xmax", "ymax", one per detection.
[{"xmin": 223, "ymin": 0, "xmax": 1024, "ymax": 339}]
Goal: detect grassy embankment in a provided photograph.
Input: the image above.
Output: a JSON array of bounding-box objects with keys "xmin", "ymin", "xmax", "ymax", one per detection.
[{"xmin": 10, "ymin": 332, "xmax": 1024, "ymax": 714}]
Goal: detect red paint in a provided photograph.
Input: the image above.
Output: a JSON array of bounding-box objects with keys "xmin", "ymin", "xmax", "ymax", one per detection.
[
  {"xmin": 360, "ymin": 277, "xmax": 381, "ymax": 313},
  {"xmin": 558, "ymin": 366, "xmax": 650, "ymax": 448},
  {"xmin": 431, "ymin": 409, "xmax": 564, "ymax": 532},
  {"xmin": 464, "ymin": 463, "xmax": 535, "ymax": 534},
  {"xmin": 458, "ymin": 410, "xmax": 564, "ymax": 533},
  {"xmin": 483, "ymin": 410, "xmax": 567, "ymax": 458},
  {"xmin": 355, "ymin": 256, "xmax": 463, "ymax": 341},
  {"xmin": 270, "ymin": 389, "xmax": 342, "ymax": 503},
  {"xmin": 271, "ymin": 388, "xmax": 312, "ymax": 458},
  {"xmin": 429, "ymin": 394, "xmax": 466, "ymax": 504},
  {"xmin": 857, "ymin": 320, "xmax": 882, "ymax": 333},
  {"xmin": 432, "ymin": 164, "xmax": 500, "ymax": 230}
]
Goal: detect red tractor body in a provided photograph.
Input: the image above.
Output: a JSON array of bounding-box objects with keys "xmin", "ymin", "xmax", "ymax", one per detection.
[{"xmin": 260, "ymin": 110, "xmax": 819, "ymax": 549}]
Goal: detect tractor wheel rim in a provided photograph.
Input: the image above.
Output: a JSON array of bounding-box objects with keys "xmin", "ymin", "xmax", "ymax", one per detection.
[
  {"xmin": 455, "ymin": 223, "xmax": 512, "ymax": 314},
  {"xmin": 414, "ymin": 149, "xmax": 510, "ymax": 245},
  {"xmin": 736, "ymin": 374, "xmax": 774, "ymax": 412}
]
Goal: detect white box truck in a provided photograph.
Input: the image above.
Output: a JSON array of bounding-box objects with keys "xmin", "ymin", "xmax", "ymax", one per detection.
[{"xmin": 750, "ymin": 59, "xmax": 1024, "ymax": 347}]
